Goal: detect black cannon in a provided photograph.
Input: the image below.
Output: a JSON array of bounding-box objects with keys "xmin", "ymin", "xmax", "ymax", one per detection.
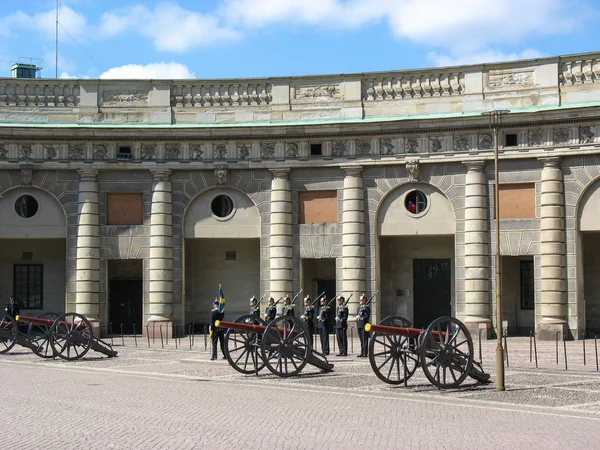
[
  {"xmin": 216, "ymin": 315, "xmax": 333, "ymax": 377},
  {"xmin": 0, "ymin": 312, "xmax": 117, "ymax": 360},
  {"xmin": 365, "ymin": 316, "xmax": 490, "ymax": 389}
]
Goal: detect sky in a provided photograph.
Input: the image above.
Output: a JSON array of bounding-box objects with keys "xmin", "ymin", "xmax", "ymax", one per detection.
[{"xmin": 0, "ymin": 0, "xmax": 599, "ymax": 80}]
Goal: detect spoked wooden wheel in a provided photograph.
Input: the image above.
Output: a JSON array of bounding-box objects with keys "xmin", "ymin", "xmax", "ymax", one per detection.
[
  {"xmin": 261, "ymin": 316, "xmax": 311, "ymax": 377},
  {"xmin": 0, "ymin": 314, "xmax": 18, "ymax": 354},
  {"xmin": 27, "ymin": 312, "xmax": 60, "ymax": 358},
  {"xmin": 50, "ymin": 313, "xmax": 93, "ymax": 361},
  {"xmin": 368, "ymin": 315, "xmax": 419, "ymax": 385},
  {"xmin": 224, "ymin": 314, "xmax": 266, "ymax": 374},
  {"xmin": 420, "ymin": 316, "xmax": 474, "ymax": 389}
]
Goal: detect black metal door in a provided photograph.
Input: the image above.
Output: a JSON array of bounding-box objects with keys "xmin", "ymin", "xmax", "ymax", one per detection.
[
  {"xmin": 316, "ymin": 280, "xmax": 336, "ymax": 331},
  {"xmin": 413, "ymin": 259, "xmax": 451, "ymax": 328},
  {"xmin": 109, "ymin": 280, "xmax": 143, "ymax": 334}
]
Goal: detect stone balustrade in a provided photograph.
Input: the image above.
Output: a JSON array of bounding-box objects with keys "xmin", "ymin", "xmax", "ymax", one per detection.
[
  {"xmin": 362, "ymin": 72, "xmax": 465, "ymax": 100},
  {"xmin": 171, "ymin": 82, "xmax": 272, "ymax": 107},
  {"xmin": 0, "ymin": 81, "xmax": 80, "ymax": 106}
]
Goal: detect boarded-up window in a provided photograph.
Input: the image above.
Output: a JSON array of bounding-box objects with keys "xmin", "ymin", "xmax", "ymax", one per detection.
[
  {"xmin": 298, "ymin": 191, "xmax": 338, "ymax": 224},
  {"xmin": 107, "ymin": 193, "xmax": 144, "ymax": 225},
  {"xmin": 499, "ymin": 184, "xmax": 535, "ymax": 219}
]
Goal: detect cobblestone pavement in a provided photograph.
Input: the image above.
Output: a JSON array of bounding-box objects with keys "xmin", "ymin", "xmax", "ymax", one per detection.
[{"xmin": 2, "ymin": 334, "xmax": 600, "ymax": 449}]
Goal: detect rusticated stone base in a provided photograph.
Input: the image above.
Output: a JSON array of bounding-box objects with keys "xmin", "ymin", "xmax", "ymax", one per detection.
[
  {"xmin": 465, "ymin": 321, "xmax": 493, "ymax": 340},
  {"xmin": 143, "ymin": 321, "xmax": 174, "ymax": 339},
  {"xmin": 536, "ymin": 322, "xmax": 568, "ymax": 341}
]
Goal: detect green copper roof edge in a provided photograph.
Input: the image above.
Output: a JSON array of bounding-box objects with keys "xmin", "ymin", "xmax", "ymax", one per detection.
[{"xmin": 1, "ymin": 101, "xmax": 599, "ymax": 129}]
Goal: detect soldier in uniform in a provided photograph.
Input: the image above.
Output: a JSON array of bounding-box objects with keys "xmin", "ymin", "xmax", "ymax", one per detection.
[
  {"xmin": 335, "ymin": 296, "xmax": 348, "ymax": 356},
  {"xmin": 317, "ymin": 297, "xmax": 330, "ymax": 355},
  {"xmin": 210, "ymin": 299, "xmax": 225, "ymax": 360},
  {"xmin": 264, "ymin": 297, "xmax": 277, "ymax": 324},
  {"xmin": 300, "ymin": 295, "xmax": 315, "ymax": 339},
  {"xmin": 356, "ymin": 294, "xmax": 371, "ymax": 357},
  {"xmin": 4, "ymin": 297, "xmax": 19, "ymax": 319},
  {"xmin": 249, "ymin": 296, "xmax": 260, "ymax": 320},
  {"xmin": 282, "ymin": 296, "xmax": 294, "ymax": 317}
]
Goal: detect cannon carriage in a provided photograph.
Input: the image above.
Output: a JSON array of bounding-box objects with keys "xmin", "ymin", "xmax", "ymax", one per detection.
[
  {"xmin": 0, "ymin": 312, "xmax": 117, "ymax": 360},
  {"xmin": 366, "ymin": 315, "xmax": 490, "ymax": 389},
  {"xmin": 217, "ymin": 315, "xmax": 333, "ymax": 377}
]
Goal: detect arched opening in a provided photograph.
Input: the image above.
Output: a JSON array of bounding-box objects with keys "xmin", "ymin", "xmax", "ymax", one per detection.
[
  {"xmin": 183, "ymin": 187, "xmax": 261, "ymax": 323},
  {"xmin": 376, "ymin": 183, "xmax": 456, "ymax": 328},
  {"xmin": 0, "ymin": 187, "xmax": 67, "ymax": 315}
]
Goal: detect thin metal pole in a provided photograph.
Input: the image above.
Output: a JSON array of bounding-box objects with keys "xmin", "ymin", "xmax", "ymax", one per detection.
[
  {"xmin": 533, "ymin": 332, "xmax": 538, "ymax": 368},
  {"xmin": 146, "ymin": 325, "xmax": 150, "ymax": 348},
  {"xmin": 556, "ymin": 332, "xmax": 559, "ymax": 365},
  {"xmin": 503, "ymin": 328, "xmax": 509, "ymax": 367},
  {"xmin": 583, "ymin": 334, "xmax": 586, "ymax": 366},
  {"xmin": 189, "ymin": 325, "xmax": 192, "ymax": 350},
  {"xmin": 120, "ymin": 323, "xmax": 124, "ymax": 346},
  {"xmin": 595, "ymin": 335, "xmax": 598, "ymax": 372},
  {"xmin": 160, "ymin": 325, "xmax": 164, "ymax": 349},
  {"xmin": 55, "ymin": 0, "xmax": 59, "ymax": 78},
  {"xmin": 204, "ymin": 325, "xmax": 207, "ymax": 351},
  {"xmin": 563, "ymin": 335, "xmax": 568, "ymax": 371},
  {"xmin": 494, "ymin": 124, "xmax": 505, "ymax": 391},
  {"xmin": 350, "ymin": 326, "xmax": 354, "ymax": 354},
  {"xmin": 175, "ymin": 325, "xmax": 178, "ymax": 350},
  {"xmin": 192, "ymin": 323, "xmax": 195, "ymax": 346},
  {"xmin": 529, "ymin": 330, "xmax": 533, "ymax": 363},
  {"xmin": 133, "ymin": 324, "xmax": 137, "ymax": 348},
  {"xmin": 478, "ymin": 329, "xmax": 483, "ymax": 364},
  {"xmin": 109, "ymin": 322, "xmax": 114, "ymax": 346}
]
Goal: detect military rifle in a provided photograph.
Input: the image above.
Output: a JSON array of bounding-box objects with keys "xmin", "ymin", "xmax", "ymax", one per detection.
[
  {"xmin": 364, "ymin": 290, "xmax": 379, "ymax": 307},
  {"xmin": 342, "ymin": 291, "xmax": 355, "ymax": 307},
  {"xmin": 256, "ymin": 293, "xmax": 267, "ymax": 307},
  {"xmin": 290, "ymin": 288, "xmax": 304, "ymax": 307},
  {"xmin": 311, "ymin": 291, "xmax": 326, "ymax": 306}
]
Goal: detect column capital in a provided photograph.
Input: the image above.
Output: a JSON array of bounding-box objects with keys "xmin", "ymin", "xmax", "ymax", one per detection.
[
  {"xmin": 340, "ymin": 165, "xmax": 363, "ymax": 177},
  {"xmin": 150, "ymin": 169, "xmax": 172, "ymax": 181},
  {"xmin": 77, "ymin": 169, "xmax": 99, "ymax": 181},
  {"xmin": 270, "ymin": 168, "xmax": 291, "ymax": 179},
  {"xmin": 462, "ymin": 160, "xmax": 486, "ymax": 172},
  {"xmin": 538, "ymin": 156, "xmax": 562, "ymax": 168}
]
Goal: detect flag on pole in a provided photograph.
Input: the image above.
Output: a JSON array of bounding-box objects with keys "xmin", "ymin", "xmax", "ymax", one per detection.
[{"xmin": 218, "ymin": 284, "xmax": 226, "ymax": 313}]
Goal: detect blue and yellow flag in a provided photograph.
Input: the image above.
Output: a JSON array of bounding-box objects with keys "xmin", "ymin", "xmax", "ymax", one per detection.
[{"xmin": 218, "ymin": 284, "xmax": 226, "ymax": 313}]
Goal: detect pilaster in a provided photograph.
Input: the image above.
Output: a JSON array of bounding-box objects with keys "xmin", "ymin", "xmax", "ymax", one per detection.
[{"xmin": 269, "ymin": 168, "xmax": 293, "ymax": 300}]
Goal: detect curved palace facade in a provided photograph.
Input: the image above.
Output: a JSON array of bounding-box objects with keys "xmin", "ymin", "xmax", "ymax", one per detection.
[{"xmin": 1, "ymin": 52, "xmax": 600, "ymax": 339}]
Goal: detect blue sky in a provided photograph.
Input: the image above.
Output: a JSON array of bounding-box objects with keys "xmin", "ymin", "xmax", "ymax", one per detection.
[{"xmin": 0, "ymin": 0, "xmax": 599, "ymax": 79}]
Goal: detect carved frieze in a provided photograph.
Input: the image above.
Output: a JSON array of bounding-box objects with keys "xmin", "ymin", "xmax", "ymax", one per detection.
[
  {"xmin": 553, "ymin": 128, "xmax": 570, "ymax": 145},
  {"xmin": 93, "ymin": 144, "xmax": 107, "ymax": 160},
  {"xmin": 406, "ymin": 159, "xmax": 420, "ymax": 181},
  {"xmin": 190, "ymin": 144, "xmax": 203, "ymax": 160},
  {"xmin": 380, "ymin": 139, "xmax": 395, "ymax": 155},
  {"xmin": 292, "ymin": 84, "xmax": 341, "ymax": 102},
  {"xmin": 429, "ymin": 137, "xmax": 442, "ymax": 153},
  {"xmin": 479, "ymin": 133, "xmax": 493, "ymax": 150},
  {"xmin": 356, "ymin": 140, "xmax": 371, "ymax": 156},
  {"xmin": 286, "ymin": 143, "xmax": 299, "ymax": 158},
  {"xmin": 454, "ymin": 135, "xmax": 469, "ymax": 152},
  {"xmin": 237, "ymin": 144, "xmax": 249, "ymax": 159},
  {"xmin": 0, "ymin": 144, "xmax": 6, "ymax": 160},
  {"xmin": 165, "ymin": 144, "xmax": 180, "ymax": 160},
  {"xmin": 215, "ymin": 144, "xmax": 227, "ymax": 160},
  {"xmin": 580, "ymin": 126, "xmax": 595, "ymax": 144},
  {"xmin": 261, "ymin": 143, "xmax": 275, "ymax": 159},
  {"xmin": 45, "ymin": 145, "xmax": 57, "ymax": 160},
  {"xmin": 68, "ymin": 144, "xmax": 84, "ymax": 160},
  {"xmin": 332, "ymin": 141, "xmax": 347, "ymax": 156},
  {"xmin": 406, "ymin": 138, "xmax": 419, "ymax": 154},
  {"xmin": 102, "ymin": 90, "xmax": 148, "ymax": 106},
  {"xmin": 142, "ymin": 145, "xmax": 156, "ymax": 160},
  {"xmin": 487, "ymin": 70, "xmax": 534, "ymax": 89},
  {"xmin": 214, "ymin": 163, "xmax": 228, "ymax": 186},
  {"xmin": 19, "ymin": 144, "xmax": 32, "ymax": 160},
  {"xmin": 528, "ymin": 129, "xmax": 544, "ymax": 147}
]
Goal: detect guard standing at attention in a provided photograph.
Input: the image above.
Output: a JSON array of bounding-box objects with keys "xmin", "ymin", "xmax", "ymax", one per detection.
[
  {"xmin": 4, "ymin": 297, "xmax": 20, "ymax": 319},
  {"xmin": 300, "ymin": 295, "xmax": 315, "ymax": 338},
  {"xmin": 317, "ymin": 297, "xmax": 330, "ymax": 355},
  {"xmin": 282, "ymin": 295, "xmax": 295, "ymax": 317},
  {"xmin": 335, "ymin": 296, "xmax": 348, "ymax": 356},
  {"xmin": 249, "ymin": 296, "xmax": 260, "ymax": 320},
  {"xmin": 264, "ymin": 297, "xmax": 277, "ymax": 324},
  {"xmin": 356, "ymin": 294, "xmax": 371, "ymax": 357},
  {"xmin": 210, "ymin": 299, "xmax": 225, "ymax": 360}
]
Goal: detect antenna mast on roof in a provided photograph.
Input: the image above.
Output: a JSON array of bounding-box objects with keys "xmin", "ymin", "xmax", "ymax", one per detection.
[{"xmin": 55, "ymin": 0, "xmax": 59, "ymax": 78}]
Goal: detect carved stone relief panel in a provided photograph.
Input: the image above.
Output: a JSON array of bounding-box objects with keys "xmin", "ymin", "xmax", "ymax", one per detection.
[
  {"xmin": 406, "ymin": 159, "xmax": 420, "ymax": 181},
  {"xmin": 0, "ymin": 144, "xmax": 7, "ymax": 160},
  {"xmin": 142, "ymin": 144, "xmax": 157, "ymax": 160},
  {"xmin": 45, "ymin": 145, "xmax": 57, "ymax": 160},
  {"xmin": 165, "ymin": 144, "xmax": 180, "ymax": 160},
  {"xmin": 261, "ymin": 143, "xmax": 275, "ymax": 159},
  {"xmin": 429, "ymin": 137, "xmax": 443, "ymax": 153},
  {"xmin": 454, "ymin": 135, "xmax": 470, "ymax": 152},
  {"xmin": 487, "ymin": 69, "xmax": 534, "ymax": 89},
  {"xmin": 20, "ymin": 165, "xmax": 33, "ymax": 186},
  {"xmin": 215, "ymin": 144, "xmax": 227, "ymax": 160},
  {"xmin": 332, "ymin": 141, "xmax": 347, "ymax": 156},
  {"xmin": 69, "ymin": 143, "xmax": 84, "ymax": 160},
  {"xmin": 19, "ymin": 144, "xmax": 32, "ymax": 160},
  {"xmin": 93, "ymin": 144, "xmax": 108, "ymax": 160},
  {"xmin": 478, "ymin": 133, "xmax": 493, "ymax": 150},
  {"xmin": 190, "ymin": 144, "xmax": 203, "ymax": 160},
  {"xmin": 237, "ymin": 143, "xmax": 250, "ymax": 159},
  {"xmin": 406, "ymin": 138, "xmax": 419, "ymax": 154},
  {"xmin": 286, "ymin": 143, "xmax": 299, "ymax": 158},
  {"xmin": 553, "ymin": 128, "xmax": 570, "ymax": 145},
  {"xmin": 291, "ymin": 84, "xmax": 341, "ymax": 102},
  {"xmin": 356, "ymin": 140, "xmax": 371, "ymax": 156},
  {"xmin": 380, "ymin": 138, "xmax": 395, "ymax": 155},
  {"xmin": 528, "ymin": 129, "xmax": 545, "ymax": 147},
  {"xmin": 101, "ymin": 90, "xmax": 149, "ymax": 106},
  {"xmin": 580, "ymin": 126, "xmax": 595, "ymax": 144},
  {"xmin": 214, "ymin": 163, "xmax": 228, "ymax": 186}
]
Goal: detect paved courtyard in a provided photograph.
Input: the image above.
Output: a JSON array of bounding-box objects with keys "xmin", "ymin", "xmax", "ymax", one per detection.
[{"xmin": 2, "ymin": 333, "xmax": 600, "ymax": 449}]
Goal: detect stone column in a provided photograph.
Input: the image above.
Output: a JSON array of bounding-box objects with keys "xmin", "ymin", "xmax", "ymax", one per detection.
[
  {"xmin": 538, "ymin": 157, "xmax": 567, "ymax": 339},
  {"xmin": 341, "ymin": 165, "xmax": 366, "ymax": 314},
  {"xmin": 76, "ymin": 169, "xmax": 100, "ymax": 325},
  {"xmin": 269, "ymin": 169, "xmax": 293, "ymax": 300},
  {"xmin": 462, "ymin": 161, "xmax": 491, "ymax": 334},
  {"xmin": 148, "ymin": 169, "xmax": 173, "ymax": 337}
]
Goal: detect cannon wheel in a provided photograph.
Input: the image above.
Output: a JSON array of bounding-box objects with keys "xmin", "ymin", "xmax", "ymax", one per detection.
[
  {"xmin": 0, "ymin": 314, "xmax": 18, "ymax": 354},
  {"xmin": 224, "ymin": 314, "xmax": 266, "ymax": 374},
  {"xmin": 420, "ymin": 316, "xmax": 474, "ymax": 389},
  {"xmin": 27, "ymin": 312, "xmax": 60, "ymax": 358},
  {"xmin": 368, "ymin": 315, "xmax": 419, "ymax": 385},
  {"xmin": 49, "ymin": 313, "xmax": 93, "ymax": 361},
  {"xmin": 261, "ymin": 315, "xmax": 311, "ymax": 377}
]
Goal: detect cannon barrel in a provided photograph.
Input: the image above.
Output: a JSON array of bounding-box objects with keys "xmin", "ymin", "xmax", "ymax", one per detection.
[
  {"xmin": 216, "ymin": 320, "xmax": 266, "ymax": 334},
  {"xmin": 16, "ymin": 315, "xmax": 56, "ymax": 327},
  {"xmin": 365, "ymin": 322, "xmax": 424, "ymax": 339}
]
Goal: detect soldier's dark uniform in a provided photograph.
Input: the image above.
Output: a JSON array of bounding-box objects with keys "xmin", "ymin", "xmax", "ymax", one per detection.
[
  {"xmin": 264, "ymin": 298, "xmax": 277, "ymax": 324},
  {"xmin": 317, "ymin": 299, "xmax": 330, "ymax": 355},
  {"xmin": 282, "ymin": 297, "xmax": 295, "ymax": 317},
  {"xmin": 210, "ymin": 299, "xmax": 225, "ymax": 360},
  {"xmin": 301, "ymin": 296, "xmax": 315, "ymax": 339},
  {"xmin": 335, "ymin": 296, "xmax": 348, "ymax": 356},
  {"xmin": 356, "ymin": 295, "xmax": 371, "ymax": 357},
  {"xmin": 4, "ymin": 297, "xmax": 20, "ymax": 319},
  {"xmin": 249, "ymin": 296, "xmax": 260, "ymax": 320}
]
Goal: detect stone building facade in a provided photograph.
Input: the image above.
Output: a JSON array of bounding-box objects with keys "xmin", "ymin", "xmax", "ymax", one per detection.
[{"xmin": 1, "ymin": 52, "xmax": 600, "ymax": 339}]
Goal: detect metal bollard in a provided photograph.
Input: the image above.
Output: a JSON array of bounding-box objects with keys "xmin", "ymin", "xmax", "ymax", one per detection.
[
  {"xmin": 146, "ymin": 325, "xmax": 150, "ymax": 348},
  {"xmin": 152, "ymin": 323, "xmax": 156, "ymax": 343},
  {"xmin": 503, "ymin": 328, "xmax": 509, "ymax": 367},
  {"xmin": 109, "ymin": 322, "xmax": 114, "ymax": 346},
  {"xmin": 204, "ymin": 325, "xmax": 208, "ymax": 351},
  {"xmin": 160, "ymin": 325, "xmax": 164, "ymax": 349},
  {"xmin": 120, "ymin": 323, "xmax": 125, "ymax": 347},
  {"xmin": 555, "ymin": 332, "xmax": 559, "ymax": 365},
  {"xmin": 133, "ymin": 323, "xmax": 138, "ymax": 348},
  {"xmin": 192, "ymin": 322, "xmax": 196, "ymax": 346},
  {"xmin": 189, "ymin": 325, "xmax": 192, "ymax": 350},
  {"xmin": 563, "ymin": 335, "xmax": 568, "ymax": 371},
  {"xmin": 332, "ymin": 329, "xmax": 336, "ymax": 354},
  {"xmin": 533, "ymin": 332, "xmax": 538, "ymax": 368},
  {"xmin": 595, "ymin": 335, "xmax": 599, "ymax": 372},
  {"xmin": 529, "ymin": 330, "xmax": 533, "ymax": 363},
  {"xmin": 583, "ymin": 333, "xmax": 587, "ymax": 366},
  {"xmin": 175, "ymin": 325, "xmax": 178, "ymax": 350},
  {"xmin": 350, "ymin": 326, "xmax": 354, "ymax": 354},
  {"xmin": 478, "ymin": 329, "xmax": 483, "ymax": 364}
]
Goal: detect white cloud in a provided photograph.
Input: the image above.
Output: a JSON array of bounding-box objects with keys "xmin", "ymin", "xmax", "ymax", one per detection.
[
  {"xmin": 0, "ymin": 5, "xmax": 89, "ymax": 41},
  {"xmin": 428, "ymin": 49, "xmax": 547, "ymax": 67},
  {"xmin": 98, "ymin": 3, "xmax": 240, "ymax": 53},
  {"xmin": 99, "ymin": 62, "xmax": 196, "ymax": 79}
]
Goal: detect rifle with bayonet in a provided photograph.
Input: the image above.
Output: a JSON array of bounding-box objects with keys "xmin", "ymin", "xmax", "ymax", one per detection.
[
  {"xmin": 311, "ymin": 291, "xmax": 326, "ymax": 307},
  {"xmin": 364, "ymin": 290, "xmax": 379, "ymax": 306},
  {"xmin": 342, "ymin": 291, "xmax": 355, "ymax": 307}
]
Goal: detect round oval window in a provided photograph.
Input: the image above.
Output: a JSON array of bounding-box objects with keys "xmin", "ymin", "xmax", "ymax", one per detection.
[
  {"xmin": 405, "ymin": 190, "xmax": 427, "ymax": 215},
  {"xmin": 211, "ymin": 195, "xmax": 234, "ymax": 218},
  {"xmin": 15, "ymin": 195, "xmax": 39, "ymax": 218}
]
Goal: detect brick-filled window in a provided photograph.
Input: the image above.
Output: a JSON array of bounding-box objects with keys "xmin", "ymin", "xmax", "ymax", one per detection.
[
  {"xmin": 520, "ymin": 260, "xmax": 534, "ymax": 310},
  {"xmin": 298, "ymin": 191, "xmax": 338, "ymax": 224},
  {"xmin": 13, "ymin": 264, "xmax": 43, "ymax": 309},
  {"xmin": 107, "ymin": 193, "xmax": 144, "ymax": 225},
  {"xmin": 498, "ymin": 183, "xmax": 535, "ymax": 219}
]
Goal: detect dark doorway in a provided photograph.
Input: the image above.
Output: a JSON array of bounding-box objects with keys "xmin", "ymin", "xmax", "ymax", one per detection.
[
  {"xmin": 413, "ymin": 259, "xmax": 451, "ymax": 328},
  {"xmin": 108, "ymin": 259, "xmax": 143, "ymax": 334},
  {"xmin": 317, "ymin": 279, "xmax": 337, "ymax": 331}
]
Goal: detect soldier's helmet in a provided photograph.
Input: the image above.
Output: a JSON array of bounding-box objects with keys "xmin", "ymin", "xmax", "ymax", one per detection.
[
  {"xmin": 304, "ymin": 295, "xmax": 310, "ymax": 302},
  {"xmin": 320, "ymin": 297, "xmax": 327, "ymax": 303},
  {"xmin": 9, "ymin": 296, "xmax": 14, "ymax": 302},
  {"xmin": 284, "ymin": 296, "xmax": 291, "ymax": 303},
  {"xmin": 360, "ymin": 294, "xmax": 366, "ymax": 301},
  {"xmin": 268, "ymin": 297, "xmax": 274, "ymax": 303},
  {"xmin": 213, "ymin": 299, "xmax": 219, "ymax": 305},
  {"xmin": 250, "ymin": 296, "xmax": 257, "ymax": 303},
  {"xmin": 337, "ymin": 295, "xmax": 345, "ymax": 302}
]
